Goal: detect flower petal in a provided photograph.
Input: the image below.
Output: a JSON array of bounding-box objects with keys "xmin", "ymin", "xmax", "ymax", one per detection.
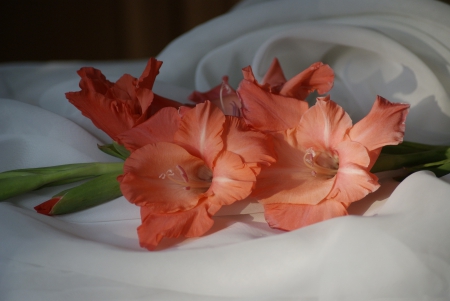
[
  {"xmin": 280, "ymin": 62, "xmax": 334, "ymax": 99},
  {"xmin": 324, "ymin": 140, "xmax": 379, "ymax": 204},
  {"xmin": 261, "ymin": 58, "xmax": 287, "ymax": 92},
  {"xmin": 118, "ymin": 142, "xmax": 208, "ymax": 212},
  {"xmin": 174, "ymin": 101, "xmax": 225, "ymax": 167},
  {"xmin": 263, "ymin": 200, "xmax": 348, "ymax": 231},
  {"xmin": 189, "ymin": 77, "xmax": 240, "ymax": 116},
  {"xmin": 253, "ymin": 130, "xmax": 334, "ymax": 206},
  {"xmin": 108, "ymin": 74, "xmax": 138, "ymax": 106},
  {"xmin": 76, "ymin": 67, "xmax": 113, "ymax": 94},
  {"xmin": 349, "ymin": 96, "xmax": 409, "ymax": 152},
  {"xmin": 208, "ymin": 150, "xmax": 256, "ymax": 206},
  {"xmin": 137, "ymin": 57, "xmax": 162, "ymax": 90},
  {"xmin": 66, "ymin": 90, "xmax": 136, "ymax": 140},
  {"xmin": 137, "ymin": 200, "xmax": 221, "ymax": 250},
  {"xmin": 297, "ymin": 96, "xmax": 352, "ymax": 151},
  {"xmin": 255, "ymin": 164, "xmax": 335, "ymax": 206},
  {"xmin": 238, "ymin": 78, "xmax": 308, "ymax": 132},
  {"xmin": 117, "ymin": 107, "xmax": 181, "ymax": 151},
  {"xmin": 188, "ymin": 76, "xmax": 232, "ymax": 103},
  {"xmin": 223, "ymin": 116, "xmax": 276, "ymax": 167},
  {"xmin": 145, "ymin": 94, "xmax": 184, "ymax": 116}
]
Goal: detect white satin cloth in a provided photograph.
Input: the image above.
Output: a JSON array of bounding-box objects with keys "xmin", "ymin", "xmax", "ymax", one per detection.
[{"xmin": 2, "ymin": 0, "xmax": 450, "ymax": 300}]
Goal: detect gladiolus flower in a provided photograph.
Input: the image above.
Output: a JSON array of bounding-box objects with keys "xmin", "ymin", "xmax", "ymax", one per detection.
[
  {"xmin": 252, "ymin": 95, "xmax": 409, "ymax": 231},
  {"xmin": 66, "ymin": 58, "xmax": 182, "ymax": 140},
  {"xmin": 237, "ymin": 58, "xmax": 334, "ymax": 132},
  {"xmin": 189, "ymin": 58, "xmax": 333, "ymax": 121},
  {"xmin": 118, "ymin": 101, "xmax": 275, "ymax": 250}
]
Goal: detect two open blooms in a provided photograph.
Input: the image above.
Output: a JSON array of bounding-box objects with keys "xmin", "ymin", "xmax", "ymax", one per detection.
[
  {"xmin": 37, "ymin": 57, "xmax": 409, "ymax": 250},
  {"xmin": 62, "ymin": 58, "xmax": 275, "ymax": 250}
]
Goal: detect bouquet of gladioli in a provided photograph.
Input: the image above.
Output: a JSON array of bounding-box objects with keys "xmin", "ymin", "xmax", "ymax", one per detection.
[{"xmin": 1, "ymin": 57, "xmax": 449, "ymax": 250}]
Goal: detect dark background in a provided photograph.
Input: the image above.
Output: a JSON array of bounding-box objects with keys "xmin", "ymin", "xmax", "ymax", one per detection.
[
  {"xmin": 0, "ymin": 0, "xmax": 240, "ymax": 62},
  {"xmin": 1, "ymin": 0, "xmax": 449, "ymax": 63}
]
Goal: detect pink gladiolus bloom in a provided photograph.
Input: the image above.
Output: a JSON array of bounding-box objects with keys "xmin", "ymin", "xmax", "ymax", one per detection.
[
  {"xmin": 66, "ymin": 58, "xmax": 182, "ymax": 140},
  {"xmin": 252, "ymin": 95, "xmax": 409, "ymax": 231},
  {"xmin": 118, "ymin": 101, "xmax": 275, "ymax": 250},
  {"xmin": 237, "ymin": 58, "xmax": 334, "ymax": 132},
  {"xmin": 189, "ymin": 58, "xmax": 334, "ymax": 121}
]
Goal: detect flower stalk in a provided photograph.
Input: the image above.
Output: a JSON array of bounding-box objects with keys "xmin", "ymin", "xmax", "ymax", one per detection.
[
  {"xmin": 0, "ymin": 162, "xmax": 123, "ymax": 201},
  {"xmin": 371, "ymin": 141, "xmax": 450, "ymax": 176},
  {"xmin": 34, "ymin": 171, "xmax": 123, "ymax": 215}
]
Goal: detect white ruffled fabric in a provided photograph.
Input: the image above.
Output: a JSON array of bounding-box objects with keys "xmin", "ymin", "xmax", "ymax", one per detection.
[{"xmin": 1, "ymin": 0, "xmax": 450, "ymax": 300}]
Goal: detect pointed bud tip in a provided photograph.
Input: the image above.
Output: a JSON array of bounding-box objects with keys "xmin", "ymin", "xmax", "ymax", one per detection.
[{"xmin": 34, "ymin": 197, "xmax": 61, "ymax": 215}]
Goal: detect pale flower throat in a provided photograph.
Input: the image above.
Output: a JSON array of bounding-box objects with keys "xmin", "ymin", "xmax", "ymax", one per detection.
[
  {"xmin": 303, "ymin": 147, "xmax": 339, "ymax": 177},
  {"xmin": 159, "ymin": 164, "xmax": 213, "ymax": 191}
]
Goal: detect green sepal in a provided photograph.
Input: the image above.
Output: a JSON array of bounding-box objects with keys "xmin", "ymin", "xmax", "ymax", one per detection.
[
  {"xmin": 50, "ymin": 172, "xmax": 123, "ymax": 215},
  {"xmin": 98, "ymin": 142, "xmax": 130, "ymax": 160}
]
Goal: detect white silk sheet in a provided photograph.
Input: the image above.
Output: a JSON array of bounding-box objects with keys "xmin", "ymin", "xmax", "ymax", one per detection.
[{"xmin": 2, "ymin": 0, "xmax": 450, "ymax": 300}]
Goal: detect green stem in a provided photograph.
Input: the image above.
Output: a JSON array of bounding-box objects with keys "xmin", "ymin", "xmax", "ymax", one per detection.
[
  {"xmin": 49, "ymin": 172, "xmax": 123, "ymax": 215},
  {"xmin": 0, "ymin": 162, "xmax": 123, "ymax": 201},
  {"xmin": 381, "ymin": 141, "xmax": 438, "ymax": 154},
  {"xmin": 371, "ymin": 146, "xmax": 450, "ymax": 173}
]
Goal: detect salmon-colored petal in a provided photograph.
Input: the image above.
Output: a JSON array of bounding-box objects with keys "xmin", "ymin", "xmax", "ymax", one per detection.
[
  {"xmin": 109, "ymin": 74, "xmax": 138, "ymax": 107},
  {"xmin": 209, "ymin": 94, "xmax": 242, "ymax": 116},
  {"xmin": 66, "ymin": 90, "xmax": 137, "ymax": 140},
  {"xmin": 349, "ymin": 96, "xmax": 409, "ymax": 152},
  {"xmin": 137, "ymin": 200, "xmax": 221, "ymax": 250},
  {"xmin": 280, "ymin": 62, "xmax": 334, "ymax": 99},
  {"xmin": 223, "ymin": 116, "xmax": 276, "ymax": 167},
  {"xmin": 336, "ymin": 140, "xmax": 371, "ymax": 168},
  {"xmin": 253, "ymin": 129, "xmax": 335, "ymax": 205},
  {"xmin": 208, "ymin": 150, "xmax": 256, "ymax": 206},
  {"xmin": 327, "ymin": 163, "xmax": 379, "ymax": 204},
  {"xmin": 255, "ymin": 163, "xmax": 335, "ymax": 206},
  {"xmin": 188, "ymin": 76, "xmax": 232, "ymax": 103},
  {"xmin": 261, "ymin": 58, "xmax": 287, "ymax": 92},
  {"xmin": 77, "ymin": 67, "xmax": 113, "ymax": 94},
  {"xmin": 116, "ymin": 107, "xmax": 181, "ymax": 151},
  {"xmin": 263, "ymin": 200, "xmax": 348, "ymax": 231},
  {"xmin": 146, "ymin": 94, "xmax": 184, "ymax": 116},
  {"xmin": 135, "ymin": 58, "xmax": 183, "ymax": 116},
  {"xmin": 119, "ymin": 142, "xmax": 210, "ymax": 212},
  {"xmin": 189, "ymin": 77, "xmax": 240, "ymax": 116},
  {"xmin": 297, "ymin": 96, "xmax": 352, "ymax": 151},
  {"xmin": 238, "ymin": 79, "xmax": 308, "ymax": 132},
  {"xmin": 137, "ymin": 57, "xmax": 162, "ymax": 90},
  {"xmin": 178, "ymin": 105, "xmax": 193, "ymax": 117},
  {"xmin": 174, "ymin": 101, "xmax": 225, "ymax": 167},
  {"xmin": 242, "ymin": 65, "xmax": 257, "ymax": 83},
  {"xmin": 324, "ymin": 140, "xmax": 379, "ymax": 203}
]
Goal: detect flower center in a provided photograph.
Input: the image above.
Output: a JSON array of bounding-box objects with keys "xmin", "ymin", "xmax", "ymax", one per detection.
[
  {"xmin": 159, "ymin": 164, "xmax": 213, "ymax": 191},
  {"xmin": 303, "ymin": 147, "xmax": 339, "ymax": 177}
]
